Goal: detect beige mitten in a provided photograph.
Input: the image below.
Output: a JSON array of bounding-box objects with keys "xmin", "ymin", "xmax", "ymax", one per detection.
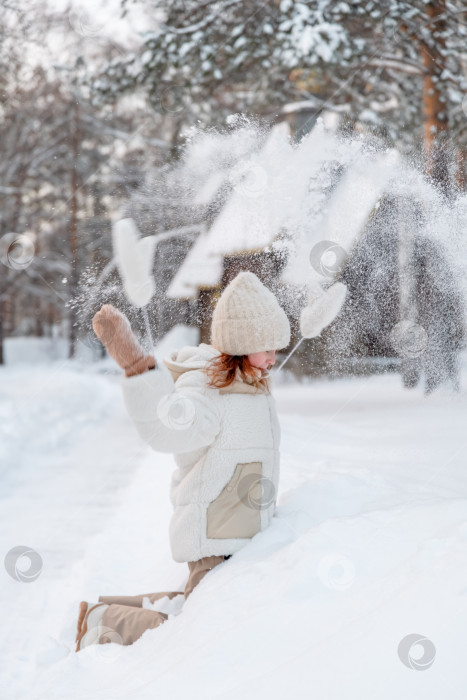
[{"xmin": 92, "ymin": 304, "xmax": 156, "ymax": 377}]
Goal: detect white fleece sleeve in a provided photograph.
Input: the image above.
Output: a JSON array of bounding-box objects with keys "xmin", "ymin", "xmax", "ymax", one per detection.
[{"xmin": 120, "ymin": 362, "xmax": 222, "ymax": 454}]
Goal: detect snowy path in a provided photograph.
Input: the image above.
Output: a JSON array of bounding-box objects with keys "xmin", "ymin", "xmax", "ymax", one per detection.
[
  {"xmin": 1, "ymin": 359, "xmax": 467, "ymax": 699},
  {"xmin": 0, "ymin": 364, "xmax": 169, "ymax": 694}
]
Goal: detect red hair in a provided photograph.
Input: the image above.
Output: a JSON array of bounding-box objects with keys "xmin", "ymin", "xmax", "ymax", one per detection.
[{"xmin": 204, "ymin": 352, "xmax": 269, "ymax": 390}]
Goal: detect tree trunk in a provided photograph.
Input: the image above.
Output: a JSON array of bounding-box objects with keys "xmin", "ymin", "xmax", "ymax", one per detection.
[
  {"xmin": 0, "ymin": 298, "xmax": 4, "ymax": 365},
  {"xmin": 456, "ymin": 147, "xmax": 466, "ymax": 191},
  {"xmin": 35, "ymin": 296, "xmax": 43, "ymax": 336},
  {"xmin": 420, "ymin": 0, "xmax": 450, "ymax": 195},
  {"xmin": 68, "ymin": 102, "xmax": 80, "ymax": 359},
  {"xmin": 397, "ymin": 198, "xmax": 422, "ymax": 388}
]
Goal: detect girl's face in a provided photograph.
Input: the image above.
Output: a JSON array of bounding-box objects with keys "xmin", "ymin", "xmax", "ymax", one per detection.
[{"xmin": 247, "ymin": 350, "xmax": 277, "ymax": 371}]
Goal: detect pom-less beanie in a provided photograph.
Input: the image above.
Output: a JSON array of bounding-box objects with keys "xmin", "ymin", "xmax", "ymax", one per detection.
[{"xmin": 210, "ymin": 271, "xmax": 291, "ymax": 355}]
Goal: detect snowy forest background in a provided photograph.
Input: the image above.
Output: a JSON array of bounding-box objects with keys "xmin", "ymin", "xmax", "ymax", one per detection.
[{"xmin": 1, "ymin": 0, "xmax": 467, "ymax": 389}]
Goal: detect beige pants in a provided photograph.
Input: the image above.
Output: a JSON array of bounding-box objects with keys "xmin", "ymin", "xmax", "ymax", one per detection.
[{"xmin": 96, "ymin": 555, "xmax": 229, "ymax": 646}]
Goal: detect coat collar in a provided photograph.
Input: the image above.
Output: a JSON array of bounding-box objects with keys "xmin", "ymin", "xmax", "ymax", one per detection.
[
  {"xmin": 217, "ymin": 375, "xmax": 270, "ymax": 395},
  {"xmin": 162, "ymin": 344, "xmax": 271, "ymax": 395}
]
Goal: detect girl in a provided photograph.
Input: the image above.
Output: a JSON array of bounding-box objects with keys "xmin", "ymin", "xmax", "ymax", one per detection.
[{"xmin": 75, "ymin": 270, "xmax": 290, "ymax": 651}]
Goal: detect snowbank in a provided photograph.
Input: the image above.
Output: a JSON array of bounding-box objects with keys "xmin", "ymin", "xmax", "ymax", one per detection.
[{"xmin": 1, "ymin": 351, "xmax": 466, "ymax": 699}]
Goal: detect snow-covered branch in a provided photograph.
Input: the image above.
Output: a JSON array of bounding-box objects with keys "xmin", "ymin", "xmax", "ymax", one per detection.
[{"xmin": 366, "ymin": 58, "xmax": 425, "ymax": 76}]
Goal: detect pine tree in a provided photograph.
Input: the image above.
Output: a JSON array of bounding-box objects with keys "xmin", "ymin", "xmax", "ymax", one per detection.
[{"xmin": 94, "ymin": 0, "xmax": 467, "ymax": 190}]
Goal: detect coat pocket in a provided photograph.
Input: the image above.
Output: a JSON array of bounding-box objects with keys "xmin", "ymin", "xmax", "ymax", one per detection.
[{"xmin": 206, "ymin": 461, "xmax": 263, "ymax": 539}]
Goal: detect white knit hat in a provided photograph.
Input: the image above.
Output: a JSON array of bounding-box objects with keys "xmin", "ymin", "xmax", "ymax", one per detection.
[{"xmin": 210, "ymin": 271, "xmax": 290, "ymax": 355}]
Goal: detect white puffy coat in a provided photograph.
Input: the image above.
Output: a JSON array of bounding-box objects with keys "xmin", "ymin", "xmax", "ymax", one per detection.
[{"xmin": 120, "ymin": 342, "xmax": 281, "ymax": 563}]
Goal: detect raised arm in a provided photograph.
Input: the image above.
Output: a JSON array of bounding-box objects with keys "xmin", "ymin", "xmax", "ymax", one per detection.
[
  {"xmin": 92, "ymin": 304, "xmax": 221, "ymax": 454},
  {"xmin": 120, "ymin": 364, "xmax": 222, "ymax": 454}
]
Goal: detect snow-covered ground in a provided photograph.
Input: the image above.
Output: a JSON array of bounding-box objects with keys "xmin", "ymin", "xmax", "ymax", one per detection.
[{"xmin": 1, "ymin": 337, "xmax": 467, "ymax": 700}]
